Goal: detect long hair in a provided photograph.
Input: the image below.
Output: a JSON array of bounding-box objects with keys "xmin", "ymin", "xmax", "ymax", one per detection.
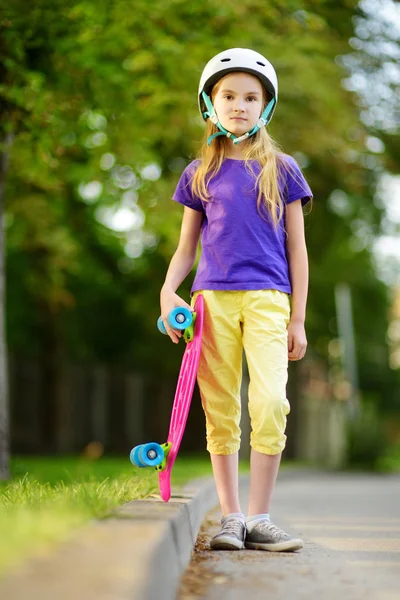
[{"xmin": 192, "ymin": 79, "xmax": 285, "ymax": 228}]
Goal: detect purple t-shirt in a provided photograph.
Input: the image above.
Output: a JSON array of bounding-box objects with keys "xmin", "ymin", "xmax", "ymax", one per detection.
[{"xmin": 172, "ymin": 155, "xmax": 313, "ymax": 295}]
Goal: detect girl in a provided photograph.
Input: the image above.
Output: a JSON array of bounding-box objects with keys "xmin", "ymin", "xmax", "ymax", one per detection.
[{"xmin": 160, "ymin": 48, "xmax": 312, "ymax": 552}]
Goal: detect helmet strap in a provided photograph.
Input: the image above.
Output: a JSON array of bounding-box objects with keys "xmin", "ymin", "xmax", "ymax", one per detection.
[{"xmin": 202, "ymin": 91, "xmax": 276, "ymax": 146}]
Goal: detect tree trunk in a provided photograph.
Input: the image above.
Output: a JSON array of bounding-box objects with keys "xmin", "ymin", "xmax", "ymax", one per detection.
[{"xmin": 0, "ymin": 133, "xmax": 12, "ymax": 479}]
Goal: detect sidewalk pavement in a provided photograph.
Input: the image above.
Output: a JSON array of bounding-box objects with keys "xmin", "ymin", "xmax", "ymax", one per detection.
[{"xmin": 180, "ymin": 471, "xmax": 400, "ymax": 600}]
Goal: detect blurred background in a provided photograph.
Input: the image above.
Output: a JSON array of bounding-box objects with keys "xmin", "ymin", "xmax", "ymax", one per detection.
[{"xmin": 1, "ymin": 0, "xmax": 399, "ymax": 476}]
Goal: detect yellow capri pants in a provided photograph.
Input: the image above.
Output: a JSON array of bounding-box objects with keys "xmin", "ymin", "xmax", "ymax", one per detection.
[{"xmin": 192, "ymin": 289, "xmax": 291, "ymax": 456}]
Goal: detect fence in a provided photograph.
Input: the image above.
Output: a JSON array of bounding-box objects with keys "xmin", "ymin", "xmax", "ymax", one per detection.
[
  {"xmin": 9, "ymin": 355, "xmax": 206, "ymax": 455},
  {"xmin": 9, "ymin": 354, "xmax": 348, "ymax": 466}
]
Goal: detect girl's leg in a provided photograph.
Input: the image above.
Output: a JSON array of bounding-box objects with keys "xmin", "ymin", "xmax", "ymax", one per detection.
[
  {"xmin": 242, "ymin": 292, "xmax": 303, "ymax": 551},
  {"xmin": 192, "ymin": 290, "xmax": 243, "ymax": 515},
  {"xmin": 242, "ymin": 290, "xmax": 291, "ymax": 514},
  {"xmin": 209, "ymin": 450, "xmax": 246, "ymax": 550},
  {"xmin": 246, "ymin": 448, "xmax": 303, "ymax": 552},
  {"xmin": 248, "ymin": 449, "xmax": 281, "ymax": 515},
  {"xmin": 210, "ymin": 451, "xmax": 241, "ymax": 515}
]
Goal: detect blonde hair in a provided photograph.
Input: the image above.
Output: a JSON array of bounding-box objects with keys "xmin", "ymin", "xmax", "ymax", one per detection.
[{"xmin": 192, "ymin": 76, "xmax": 286, "ymax": 227}]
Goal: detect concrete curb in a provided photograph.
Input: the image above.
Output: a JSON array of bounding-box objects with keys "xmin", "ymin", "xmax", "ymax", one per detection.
[
  {"xmin": 0, "ymin": 476, "xmax": 219, "ymax": 600},
  {"xmin": 137, "ymin": 476, "xmax": 220, "ymax": 600}
]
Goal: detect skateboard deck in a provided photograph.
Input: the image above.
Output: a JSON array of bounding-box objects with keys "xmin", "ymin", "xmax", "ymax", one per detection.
[
  {"xmin": 130, "ymin": 293, "xmax": 204, "ymax": 502},
  {"xmin": 158, "ymin": 293, "xmax": 204, "ymax": 501}
]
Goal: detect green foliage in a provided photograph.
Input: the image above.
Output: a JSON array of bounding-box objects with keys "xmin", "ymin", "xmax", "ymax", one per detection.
[
  {"xmin": 345, "ymin": 402, "xmax": 389, "ymax": 469},
  {"xmin": 376, "ymin": 442, "xmax": 400, "ymax": 473},
  {"xmin": 1, "ymin": 0, "xmax": 399, "ymax": 394}
]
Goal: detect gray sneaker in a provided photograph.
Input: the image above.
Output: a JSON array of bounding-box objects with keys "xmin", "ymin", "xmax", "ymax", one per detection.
[
  {"xmin": 210, "ymin": 516, "xmax": 246, "ymax": 550},
  {"xmin": 245, "ymin": 520, "xmax": 303, "ymax": 552}
]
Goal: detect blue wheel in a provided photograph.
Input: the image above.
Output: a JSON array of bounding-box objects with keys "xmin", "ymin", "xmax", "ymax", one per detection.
[
  {"xmin": 157, "ymin": 307, "xmax": 192, "ymax": 334},
  {"xmin": 168, "ymin": 307, "xmax": 192, "ymax": 329},
  {"xmin": 157, "ymin": 316, "xmax": 167, "ymax": 335},
  {"xmin": 130, "ymin": 442, "xmax": 164, "ymax": 468}
]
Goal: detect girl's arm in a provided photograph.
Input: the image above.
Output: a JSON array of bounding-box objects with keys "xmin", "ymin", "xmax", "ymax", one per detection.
[
  {"xmin": 160, "ymin": 206, "xmax": 203, "ymax": 343},
  {"xmin": 285, "ymin": 199, "xmax": 308, "ymax": 360}
]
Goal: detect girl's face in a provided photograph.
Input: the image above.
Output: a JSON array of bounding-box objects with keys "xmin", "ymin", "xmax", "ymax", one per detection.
[{"xmin": 212, "ymin": 72, "xmax": 265, "ymax": 137}]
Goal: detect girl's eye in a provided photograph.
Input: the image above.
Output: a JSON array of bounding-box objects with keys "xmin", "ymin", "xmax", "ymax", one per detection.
[
  {"xmin": 223, "ymin": 95, "xmax": 233, "ymax": 100},
  {"xmin": 247, "ymin": 96, "xmax": 257, "ymax": 102}
]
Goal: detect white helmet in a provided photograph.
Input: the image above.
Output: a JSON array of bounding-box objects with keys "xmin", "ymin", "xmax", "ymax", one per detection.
[
  {"xmin": 198, "ymin": 48, "xmax": 278, "ymax": 145},
  {"xmin": 198, "ymin": 48, "xmax": 278, "ymax": 120}
]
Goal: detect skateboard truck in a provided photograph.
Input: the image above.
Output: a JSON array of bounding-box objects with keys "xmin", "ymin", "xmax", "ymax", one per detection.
[{"xmin": 155, "ymin": 442, "xmax": 172, "ymax": 472}]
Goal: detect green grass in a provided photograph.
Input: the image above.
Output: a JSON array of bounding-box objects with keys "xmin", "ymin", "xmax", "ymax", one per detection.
[{"xmin": 0, "ymin": 453, "xmax": 214, "ymax": 577}]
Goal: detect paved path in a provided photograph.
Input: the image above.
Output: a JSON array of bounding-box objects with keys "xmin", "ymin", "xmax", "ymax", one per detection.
[{"xmin": 179, "ymin": 472, "xmax": 400, "ymax": 600}]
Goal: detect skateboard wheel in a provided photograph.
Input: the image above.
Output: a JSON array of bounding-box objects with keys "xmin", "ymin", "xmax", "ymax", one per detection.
[
  {"xmin": 130, "ymin": 442, "xmax": 164, "ymax": 468},
  {"xmin": 169, "ymin": 307, "xmax": 192, "ymax": 329},
  {"xmin": 157, "ymin": 316, "xmax": 167, "ymax": 334},
  {"xmin": 157, "ymin": 307, "xmax": 192, "ymax": 334}
]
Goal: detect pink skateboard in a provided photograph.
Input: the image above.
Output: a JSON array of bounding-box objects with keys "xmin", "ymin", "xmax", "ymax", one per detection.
[{"xmin": 130, "ymin": 294, "xmax": 204, "ymax": 501}]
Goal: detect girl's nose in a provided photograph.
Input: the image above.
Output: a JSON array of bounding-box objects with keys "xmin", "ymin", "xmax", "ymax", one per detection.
[{"xmin": 234, "ymin": 102, "xmax": 245, "ymax": 112}]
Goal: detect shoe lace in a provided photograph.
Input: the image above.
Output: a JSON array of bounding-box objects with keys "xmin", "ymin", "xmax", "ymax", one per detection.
[
  {"xmin": 222, "ymin": 518, "xmax": 244, "ymax": 537},
  {"xmin": 257, "ymin": 521, "xmax": 287, "ymax": 540}
]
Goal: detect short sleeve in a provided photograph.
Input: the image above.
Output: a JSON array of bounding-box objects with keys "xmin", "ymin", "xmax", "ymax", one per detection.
[
  {"xmin": 281, "ymin": 155, "xmax": 313, "ymax": 207},
  {"xmin": 172, "ymin": 161, "xmax": 204, "ymax": 213}
]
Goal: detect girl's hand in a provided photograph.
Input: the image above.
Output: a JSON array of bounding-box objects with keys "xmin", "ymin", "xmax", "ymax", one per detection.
[
  {"xmin": 160, "ymin": 287, "xmax": 192, "ymax": 344},
  {"xmin": 287, "ymin": 319, "xmax": 307, "ymax": 361}
]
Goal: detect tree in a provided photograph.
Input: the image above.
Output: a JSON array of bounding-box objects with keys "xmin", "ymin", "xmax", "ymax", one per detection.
[
  {"xmin": 2, "ymin": 0, "xmax": 399, "ymax": 461},
  {"xmin": 0, "ymin": 134, "xmax": 12, "ymax": 478}
]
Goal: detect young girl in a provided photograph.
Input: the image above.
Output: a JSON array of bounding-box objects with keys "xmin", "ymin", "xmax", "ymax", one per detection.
[{"xmin": 160, "ymin": 48, "xmax": 312, "ymax": 552}]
